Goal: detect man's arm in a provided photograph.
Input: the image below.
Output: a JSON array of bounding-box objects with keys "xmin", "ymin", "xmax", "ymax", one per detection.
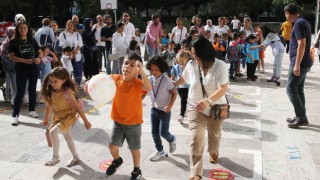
[{"xmin": 294, "ymin": 38, "xmax": 306, "ymax": 76}]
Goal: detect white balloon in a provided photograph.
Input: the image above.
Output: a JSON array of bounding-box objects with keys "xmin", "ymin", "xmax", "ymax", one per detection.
[{"xmin": 87, "ymin": 74, "xmax": 116, "ymax": 103}]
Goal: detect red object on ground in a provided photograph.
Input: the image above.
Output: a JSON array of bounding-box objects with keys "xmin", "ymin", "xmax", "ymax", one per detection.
[
  {"xmin": 99, "ymin": 159, "xmax": 113, "ymax": 171},
  {"xmin": 208, "ymin": 169, "xmax": 235, "ymax": 180}
]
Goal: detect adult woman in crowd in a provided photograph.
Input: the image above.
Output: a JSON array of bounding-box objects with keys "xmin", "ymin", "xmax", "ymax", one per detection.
[
  {"xmin": 111, "ymin": 22, "xmax": 127, "ymax": 74},
  {"xmin": 214, "ymin": 16, "xmax": 231, "ymax": 36},
  {"xmin": 82, "ymin": 18, "xmax": 99, "ymax": 81},
  {"xmin": 0, "ymin": 27, "xmax": 16, "ymax": 105},
  {"xmin": 240, "ymin": 17, "xmax": 254, "ymax": 37},
  {"xmin": 58, "ymin": 20, "xmax": 83, "ymax": 85},
  {"xmin": 8, "ymin": 21, "xmax": 43, "ymax": 125},
  {"xmin": 171, "ymin": 17, "xmax": 188, "ymax": 53},
  {"xmin": 174, "ymin": 36, "xmax": 229, "ymax": 180},
  {"xmin": 190, "ymin": 16, "xmax": 205, "ymax": 36}
]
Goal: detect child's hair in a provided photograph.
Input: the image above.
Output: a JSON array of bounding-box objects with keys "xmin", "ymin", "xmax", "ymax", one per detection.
[
  {"xmin": 177, "ymin": 51, "xmax": 189, "ymax": 63},
  {"xmin": 162, "ymin": 30, "xmax": 169, "ymax": 38},
  {"xmin": 129, "ymin": 39, "xmax": 138, "ymax": 50},
  {"xmin": 40, "ymin": 67, "xmax": 78, "ymax": 104},
  {"xmin": 146, "ymin": 55, "xmax": 168, "ymax": 74},
  {"xmin": 126, "ymin": 52, "xmax": 143, "ymax": 63},
  {"xmin": 246, "ymin": 34, "xmax": 256, "ymax": 42},
  {"xmin": 213, "ymin": 33, "xmax": 219, "ymax": 39},
  {"xmin": 221, "ymin": 33, "xmax": 229, "ymax": 38},
  {"xmin": 232, "ymin": 33, "xmax": 239, "ymax": 40},
  {"xmin": 41, "ymin": 45, "xmax": 49, "ymax": 52},
  {"xmin": 63, "ymin": 46, "xmax": 72, "ymax": 53}
]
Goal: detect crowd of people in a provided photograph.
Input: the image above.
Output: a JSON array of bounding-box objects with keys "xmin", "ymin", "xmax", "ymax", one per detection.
[{"xmin": 0, "ymin": 2, "xmax": 314, "ymax": 180}]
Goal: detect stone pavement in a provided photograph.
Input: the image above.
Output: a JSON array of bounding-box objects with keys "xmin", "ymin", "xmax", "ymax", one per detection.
[{"xmin": 0, "ymin": 46, "xmax": 319, "ymax": 180}]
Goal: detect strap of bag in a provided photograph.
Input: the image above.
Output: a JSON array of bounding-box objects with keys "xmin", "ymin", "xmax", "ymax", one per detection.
[
  {"xmin": 179, "ymin": 27, "xmax": 183, "ymax": 43},
  {"xmin": 198, "ymin": 65, "xmax": 229, "ymax": 104}
]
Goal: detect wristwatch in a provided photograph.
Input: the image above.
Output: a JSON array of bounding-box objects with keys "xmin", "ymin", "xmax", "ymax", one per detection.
[{"xmin": 207, "ymin": 98, "xmax": 213, "ymax": 106}]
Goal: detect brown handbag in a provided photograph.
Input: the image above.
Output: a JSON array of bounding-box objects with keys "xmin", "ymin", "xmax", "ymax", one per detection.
[{"xmin": 198, "ymin": 65, "xmax": 230, "ymax": 120}]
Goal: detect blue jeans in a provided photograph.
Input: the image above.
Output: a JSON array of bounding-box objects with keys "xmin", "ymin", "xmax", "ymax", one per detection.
[
  {"xmin": 71, "ymin": 59, "xmax": 83, "ymax": 85},
  {"xmin": 286, "ymin": 66, "xmax": 310, "ymax": 119},
  {"xmin": 151, "ymin": 107, "xmax": 174, "ymax": 152},
  {"xmin": 229, "ymin": 60, "xmax": 238, "ymax": 77},
  {"xmin": 146, "ymin": 45, "xmax": 160, "ymax": 59},
  {"xmin": 105, "ymin": 49, "xmax": 112, "ymax": 74}
]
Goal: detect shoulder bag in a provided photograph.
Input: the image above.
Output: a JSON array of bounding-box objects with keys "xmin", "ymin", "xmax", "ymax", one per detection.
[{"xmin": 198, "ymin": 65, "xmax": 230, "ymax": 120}]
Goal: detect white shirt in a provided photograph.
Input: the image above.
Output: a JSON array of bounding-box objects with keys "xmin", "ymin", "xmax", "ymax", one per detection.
[
  {"xmin": 112, "ymin": 32, "xmax": 128, "ymax": 58},
  {"xmin": 181, "ymin": 60, "xmax": 229, "ymax": 116},
  {"xmin": 123, "ymin": 22, "xmax": 135, "ymax": 47},
  {"xmin": 34, "ymin": 26, "xmax": 55, "ymax": 45},
  {"xmin": 93, "ymin": 23, "xmax": 106, "ymax": 46},
  {"xmin": 204, "ymin": 25, "xmax": 215, "ymax": 35},
  {"xmin": 61, "ymin": 55, "xmax": 73, "ymax": 72},
  {"xmin": 171, "ymin": 26, "xmax": 188, "ymax": 44},
  {"xmin": 231, "ymin": 19, "xmax": 240, "ymax": 29},
  {"xmin": 214, "ymin": 25, "xmax": 229, "ymax": 36},
  {"xmin": 263, "ymin": 33, "xmax": 285, "ymax": 55},
  {"xmin": 58, "ymin": 31, "xmax": 83, "ymax": 62}
]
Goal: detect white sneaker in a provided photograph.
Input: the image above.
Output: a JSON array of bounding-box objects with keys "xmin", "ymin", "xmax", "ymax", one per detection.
[
  {"xmin": 11, "ymin": 116, "xmax": 19, "ymax": 126},
  {"xmin": 178, "ymin": 115, "xmax": 184, "ymax": 124},
  {"xmin": 149, "ymin": 150, "xmax": 168, "ymax": 161},
  {"xmin": 29, "ymin": 111, "xmax": 39, "ymax": 118},
  {"xmin": 169, "ymin": 135, "xmax": 176, "ymax": 153},
  {"xmin": 66, "ymin": 157, "xmax": 80, "ymax": 167}
]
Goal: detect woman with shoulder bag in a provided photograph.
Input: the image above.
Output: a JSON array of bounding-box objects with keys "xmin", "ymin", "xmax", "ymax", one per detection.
[
  {"xmin": 58, "ymin": 20, "xmax": 83, "ymax": 85},
  {"xmin": 174, "ymin": 36, "xmax": 229, "ymax": 180},
  {"xmin": 171, "ymin": 17, "xmax": 188, "ymax": 53},
  {"xmin": 0, "ymin": 27, "xmax": 16, "ymax": 104},
  {"xmin": 8, "ymin": 21, "xmax": 43, "ymax": 126}
]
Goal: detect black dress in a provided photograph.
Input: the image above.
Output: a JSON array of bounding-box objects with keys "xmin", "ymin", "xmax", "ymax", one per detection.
[{"xmin": 82, "ymin": 28, "xmax": 99, "ymax": 80}]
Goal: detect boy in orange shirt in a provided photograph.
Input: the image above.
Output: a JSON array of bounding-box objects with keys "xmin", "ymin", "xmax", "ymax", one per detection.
[{"xmin": 106, "ymin": 53, "xmax": 152, "ymax": 180}]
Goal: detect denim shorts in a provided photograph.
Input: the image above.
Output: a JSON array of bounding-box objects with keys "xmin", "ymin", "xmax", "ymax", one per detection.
[{"xmin": 109, "ymin": 121, "xmax": 142, "ymax": 150}]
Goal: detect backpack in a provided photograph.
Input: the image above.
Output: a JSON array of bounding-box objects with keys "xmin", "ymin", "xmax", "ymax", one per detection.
[
  {"xmin": 240, "ymin": 43, "xmax": 247, "ymax": 59},
  {"xmin": 63, "ymin": 88, "xmax": 84, "ymax": 122},
  {"xmin": 278, "ymin": 35, "xmax": 286, "ymax": 45},
  {"xmin": 227, "ymin": 44, "xmax": 239, "ymax": 62},
  {"xmin": 54, "ymin": 32, "xmax": 79, "ymax": 55},
  {"xmin": 40, "ymin": 34, "xmax": 53, "ymax": 48}
]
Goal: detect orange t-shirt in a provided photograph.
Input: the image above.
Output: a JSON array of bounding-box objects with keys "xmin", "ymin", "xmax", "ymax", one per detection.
[{"xmin": 110, "ymin": 75, "xmax": 144, "ymax": 125}]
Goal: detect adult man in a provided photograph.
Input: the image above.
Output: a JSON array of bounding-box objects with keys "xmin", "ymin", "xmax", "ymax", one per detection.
[
  {"xmin": 72, "ymin": 15, "xmax": 83, "ymax": 33},
  {"xmin": 231, "ymin": 16, "xmax": 241, "ymax": 33},
  {"xmin": 284, "ymin": 3, "xmax": 313, "ymax": 128},
  {"xmin": 145, "ymin": 13, "xmax": 162, "ymax": 58},
  {"xmin": 204, "ymin": 19, "xmax": 215, "ymax": 39},
  {"xmin": 122, "ymin": 11, "xmax": 135, "ymax": 48},
  {"xmin": 93, "ymin": 15, "xmax": 106, "ymax": 71},
  {"xmin": 100, "ymin": 14, "xmax": 116, "ymax": 74},
  {"xmin": 280, "ymin": 20, "xmax": 292, "ymax": 53}
]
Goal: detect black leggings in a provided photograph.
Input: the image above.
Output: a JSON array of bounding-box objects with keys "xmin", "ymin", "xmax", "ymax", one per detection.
[{"xmin": 177, "ymin": 88, "xmax": 188, "ymax": 116}]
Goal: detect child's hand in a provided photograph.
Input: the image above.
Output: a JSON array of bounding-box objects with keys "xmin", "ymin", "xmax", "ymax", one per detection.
[
  {"xmin": 136, "ymin": 61, "xmax": 143, "ymax": 74},
  {"xmin": 85, "ymin": 121, "xmax": 92, "ymax": 129},
  {"xmin": 42, "ymin": 119, "xmax": 49, "ymax": 126},
  {"xmin": 164, "ymin": 105, "xmax": 172, "ymax": 112}
]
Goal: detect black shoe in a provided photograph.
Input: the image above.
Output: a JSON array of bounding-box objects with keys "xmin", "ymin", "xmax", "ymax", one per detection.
[
  {"xmin": 239, "ymin": 73, "xmax": 244, "ymax": 76},
  {"xmin": 288, "ymin": 118, "xmax": 309, "ymax": 128},
  {"xmin": 131, "ymin": 169, "xmax": 142, "ymax": 180},
  {"xmin": 106, "ymin": 157, "xmax": 123, "ymax": 176},
  {"xmin": 274, "ymin": 80, "xmax": 280, "ymax": 86},
  {"xmin": 267, "ymin": 79, "xmax": 274, "ymax": 82}
]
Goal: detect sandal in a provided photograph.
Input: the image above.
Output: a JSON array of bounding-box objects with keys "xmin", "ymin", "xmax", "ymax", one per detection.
[
  {"xmin": 45, "ymin": 157, "xmax": 60, "ymax": 166},
  {"xmin": 210, "ymin": 152, "xmax": 219, "ymax": 163},
  {"xmin": 66, "ymin": 157, "xmax": 80, "ymax": 167}
]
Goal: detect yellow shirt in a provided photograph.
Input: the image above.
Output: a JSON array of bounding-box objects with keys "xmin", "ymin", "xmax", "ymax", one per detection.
[{"xmin": 281, "ymin": 21, "xmax": 292, "ymax": 41}]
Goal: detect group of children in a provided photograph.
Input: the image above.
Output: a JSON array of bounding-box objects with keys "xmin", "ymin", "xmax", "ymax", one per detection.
[{"xmin": 40, "ymin": 49, "xmax": 190, "ymax": 180}]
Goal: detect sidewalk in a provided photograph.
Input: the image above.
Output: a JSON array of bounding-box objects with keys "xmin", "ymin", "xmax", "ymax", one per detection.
[{"xmin": 0, "ymin": 46, "xmax": 319, "ymax": 180}]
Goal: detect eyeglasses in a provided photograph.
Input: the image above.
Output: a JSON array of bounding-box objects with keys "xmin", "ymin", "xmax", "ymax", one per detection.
[{"xmin": 123, "ymin": 15, "xmax": 129, "ymax": 17}]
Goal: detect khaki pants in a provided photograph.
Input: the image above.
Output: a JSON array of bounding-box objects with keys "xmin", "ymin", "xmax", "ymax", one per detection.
[{"xmin": 187, "ymin": 110, "xmax": 224, "ymax": 177}]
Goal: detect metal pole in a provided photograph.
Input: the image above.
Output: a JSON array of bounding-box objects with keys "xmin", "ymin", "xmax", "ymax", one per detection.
[
  {"xmin": 114, "ymin": 9, "xmax": 117, "ymax": 23},
  {"xmin": 316, "ymin": 0, "xmax": 320, "ymax": 33}
]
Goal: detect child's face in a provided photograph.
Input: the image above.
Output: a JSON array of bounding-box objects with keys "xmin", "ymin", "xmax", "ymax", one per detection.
[
  {"xmin": 150, "ymin": 64, "xmax": 162, "ymax": 78},
  {"xmin": 122, "ymin": 59, "xmax": 139, "ymax": 78},
  {"xmin": 43, "ymin": 48, "xmax": 50, "ymax": 56},
  {"xmin": 169, "ymin": 43, "xmax": 175, "ymax": 50},
  {"xmin": 222, "ymin": 35, "xmax": 228, "ymax": 41},
  {"xmin": 63, "ymin": 51, "xmax": 72, "ymax": 56},
  {"xmin": 249, "ymin": 38, "xmax": 256, "ymax": 44},
  {"xmin": 163, "ymin": 32, "xmax": 168, "ymax": 36},
  {"xmin": 214, "ymin": 37, "xmax": 219, "ymax": 42},
  {"xmin": 49, "ymin": 76, "xmax": 66, "ymax": 90},
  {"xmin": 178, "ymin": 57, "xmax": 188, "ymax": 66},
  {"xmin": 135, "ymin": 31, "xmax": 140, "ymax": 36}
]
